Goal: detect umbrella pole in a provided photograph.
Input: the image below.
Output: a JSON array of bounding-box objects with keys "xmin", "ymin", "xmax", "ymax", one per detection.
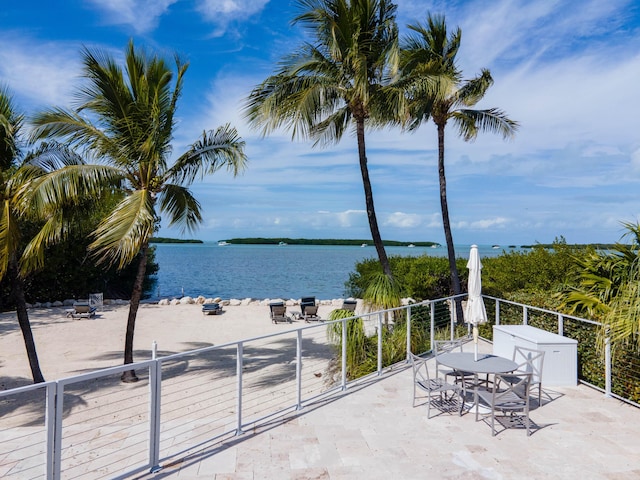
[{"xmin": 473, "ymin": 325, "xmax": 478, "ymax": 361}]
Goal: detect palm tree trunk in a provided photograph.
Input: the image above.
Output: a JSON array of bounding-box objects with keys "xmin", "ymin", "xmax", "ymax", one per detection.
[
  {"xmin": 356, "ymin": 116, "xmax": 393, "ymax": 279},
  {"xmin": 437, "ymin": 122, "xmax": 463, "ymax": 320},
  {"xmin": 121, "ymin": 244, "xmax": 149, "ymax": 382},
  {"xmin": 9, "ymin": 258, "xmax": 45, "ymax": 383}
]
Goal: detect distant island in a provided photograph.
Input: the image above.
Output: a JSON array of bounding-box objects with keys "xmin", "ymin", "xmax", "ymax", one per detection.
[
  {"xmin": 150, "ymin": 237, "xmax": 203, "ymax": 244},
  {"xmin": 220, "ymin": 238, "xmax": 441, "ymax": 247}
]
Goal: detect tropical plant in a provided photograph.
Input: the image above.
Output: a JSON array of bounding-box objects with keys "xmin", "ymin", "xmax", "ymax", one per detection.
[
  {"xmin": 244, "ymin": 0, "xmax": 403, "ymax": 280},
  {"xmin": 31, "ymin": 41, "xmax": 247, "ymax": 382},
  {"xmin": 400, "ymin": 14, "xmax": 519, "ymax": 301},
  {"xmin": 561, "ymin": 222, "xmax": 640, "ymax": 349}
]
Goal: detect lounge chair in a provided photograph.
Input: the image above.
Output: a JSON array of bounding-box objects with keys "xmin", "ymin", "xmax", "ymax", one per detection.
[
  {"xmin": 300, "ymin": 296, "xmax": 320, "ymax": 322},
  {"xmin": 70, "ymin": 302, "xmax": 97, "ymax": 319},
  {"xmin": 269, "ymin": 302, "xmax": 290, "ymax": 324},
  {"xmin": 341, "ymin": 299, "xmax": 357, "ymax": 312},
  {"xmin": 202, "ymin": 303, "xmax": 223, "ymax": 315}
]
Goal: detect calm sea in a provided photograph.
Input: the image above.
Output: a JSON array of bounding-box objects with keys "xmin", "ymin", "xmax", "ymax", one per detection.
[{"xmin": 149, "ymin": 243, "xmax": 519, "ymax": 300}]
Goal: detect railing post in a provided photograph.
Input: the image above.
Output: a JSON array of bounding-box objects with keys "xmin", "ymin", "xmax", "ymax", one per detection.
[
  {"xmin": 341, "ymin": 319, "xmax": 347, "ymax": 390},
  {"xmin": 406, "ymin": 305, "xmax": 412, "ymax": 361},
  {"xmin": 296, "ymin": 329, "xmax": 303, "ymax": 409},
  {"xmin": 45, "ymin": 383, "xmax": 55, "ymax": 480},
  {"xmin": 605, "ymin": 333, "xmax": 612, "ymax": 398},
  {"xmin": 430, "ymin": 301, "xmax": 435, "ymax": 351},
  {"xmin": 148, "ymin": 358, "xmax": 161, "ymax": 473},
  {"xmin": 523, "ymin": 306, "xmax": 528, "ymax": 325},
  {"xmin": 53, "ymin": 383, "xmax": 64, "ymax": 480},
  {"xmin": 558, "ymin": 314, "xmax": 564, "ymax": 336},
  {"xmin": 377, "ymin": 312, "xmax": 383, "ymax": 375},
  {"xmin": 450, "ymin": 298, "xmax": 455, "ymax": 341},
  {"xmin": 236, "ymin": 342, "xmax": 244, "ymax": 434},
  {"xmin": 495, "ymin": 299, "xmax": 500, "ymax": 325}
]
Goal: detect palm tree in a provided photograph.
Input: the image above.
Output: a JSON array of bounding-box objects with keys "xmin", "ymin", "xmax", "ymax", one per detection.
[
  {"xmin": 0, "ymin": 86, "xmax": 88, "ymax": 383},
  {"xmin": 400, "ymin": 14, "xmax": 519, "ymax": 301},
  {"xmin": 244, "ymin": 0, "xmax": 401, "ymax": 280},
  {"xmin": 31, "ymin": 41, "xmax": 247, "ymax": 382}
]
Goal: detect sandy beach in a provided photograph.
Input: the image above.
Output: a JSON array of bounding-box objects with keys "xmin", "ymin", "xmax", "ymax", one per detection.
[{"xmin": 0, "ymin": 299, "xmax": 352, "ymax": 389}]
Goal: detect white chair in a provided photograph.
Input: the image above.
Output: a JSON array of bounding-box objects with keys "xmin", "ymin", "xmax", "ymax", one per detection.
[
  {"xmin": 409, "ymin": 352, "xmax": 463, "ymax": 419},
  {"xmin": 504, "ymin": 346, "xmax": 545, "ymax": 405},
  {"xmin": 476, "ymin": 372, "xmax": 532, "ymax": 436}
]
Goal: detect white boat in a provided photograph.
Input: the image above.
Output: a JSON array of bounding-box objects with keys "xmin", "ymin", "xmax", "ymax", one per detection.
[
  {"xmin": 408, "ymin": 244, "xmax": 415, "ymax": 248},
  {"xmin": 218, "ymin": 241, "xmax": 230, "ymax": 246},
  {"xmin": 492, "ymin": 245, "xmax": 500, "ymax": 249},
  {"xmin": 361, "ymin": 243, "xmax": 367, "ymax": 247},
  {"xmin": 278, "ymin": 241, "xmax": 288, "ymax": 246},
  {"xmin": 431, "ymin": 244, "xmax": 438, "ymax": 248}
]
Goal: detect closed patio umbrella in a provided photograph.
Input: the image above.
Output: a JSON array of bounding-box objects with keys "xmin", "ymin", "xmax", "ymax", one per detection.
[{"xmin": 465, "ymin": 245, "xmax": 487, "ymax": 361}]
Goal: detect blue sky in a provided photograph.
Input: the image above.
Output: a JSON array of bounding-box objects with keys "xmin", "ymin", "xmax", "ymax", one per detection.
[{"xmin": 1, "ymin": 1, "xmax": 639, "ymax": 245}]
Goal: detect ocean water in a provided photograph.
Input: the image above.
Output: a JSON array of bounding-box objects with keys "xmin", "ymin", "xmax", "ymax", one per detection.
[{"xmin": 149, "ymin": 243, "xmax": 520, "ymax": 300}]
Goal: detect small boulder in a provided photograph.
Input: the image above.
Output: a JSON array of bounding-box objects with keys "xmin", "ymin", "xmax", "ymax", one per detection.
[
  {"xmin": 52, "ymin": 301, "xmax": 63, "ymax": 307},
  {"xmin": 170, "ymin": 298, "xmax": 180, "ymax": 305},
  {"xmin": 229, "ymin": 298, "xmax": 242, "ymax": 306},
  {"xmin": 195, "ymin": 295, "xmax": 206, "ymax": 304},
  {"xmin": 63, "ymin": 299, "xmax": 76, "ymax": 306},
  {"xmin": 158, "ymin": 298, "xmax": 170, "ymax": 306},
  {"xmin": 179, "ymin": 296, "xmax": 194, "ymax": 304}
]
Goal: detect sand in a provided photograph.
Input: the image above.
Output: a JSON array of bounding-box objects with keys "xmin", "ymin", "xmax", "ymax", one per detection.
[{"xmin": 0, "ymin": 300, "xmax": 350, "ymax": 389}]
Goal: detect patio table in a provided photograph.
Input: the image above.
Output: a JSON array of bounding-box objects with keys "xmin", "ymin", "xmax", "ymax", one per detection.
[{"xmin": 437, "ymin": 352, "xmax": 518, "ymax": 412}]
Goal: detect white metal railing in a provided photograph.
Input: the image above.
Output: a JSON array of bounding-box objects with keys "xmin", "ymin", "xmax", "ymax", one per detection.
[{"xmin": 0, "ymin": 295, "xmax": 637, "ymax": 479}]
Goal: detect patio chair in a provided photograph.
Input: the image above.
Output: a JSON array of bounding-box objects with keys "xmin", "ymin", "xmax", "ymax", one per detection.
[
  {"xmin": 300, "ymin": 296, "xmax": 320, "ymax": 322},
  {"xmin": 269, "ymin": 302, "xmax": 290, "ymax": 324},
  {"xmin": 476, "ymin": 372, "xmax": 532, "ymax": 436},
  {"xmin": 433, "ymin": 339, "xmax": 475, "ymax": 385},
  {"xmin": 503, "ymin": 346, "xmax": 545, "ymax": 405},
  {"xmin": 71, "ymin": 302, "xmax": 97, "ymax": 319},
  {"xmin": 409, "ymin": 352, "xmax": 463, "ymax": 419},
  {"xmin": 341, "ymin": 299, "xmax": 357, "ymax": 312}
]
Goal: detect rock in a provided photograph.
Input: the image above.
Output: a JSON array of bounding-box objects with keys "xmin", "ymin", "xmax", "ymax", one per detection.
[
  {"xmin": 195, "ymin": 295, "xmax": 206, "ymax": 304},
  {"xmin": 241, "ymin": 298, "xmax": 253, "ymax": 306},
  {"xmin": 179, "ymin": 296, "xmax": 194, "ymax": 304},
  {"xmin": 229, "ymin": 298, "xmax": 241, "ymax": 306},
  {"xmin": 43, "ymin": 302, "xmax": 52, "ymax": 308},
  {"xmin": 52, "ymin": 301, "xmax": 63, "ymax": 307},
  {"xmin": 63, "ymin": 299, "xmax": 76, "ymax": 306},
  {"xmin": 34, "ymin": 302, "xmax": 42, "ymax": 308},
  {"xmin": 213, "ymin": 297, "xmax": 222, "ymax": 303},
  {"xmin": 170, "ymin": 298, "xmax": 180, "ymax": 305},
  {"xmin": 158, "ymin": 299, "xmax": 170, "ymax": 305},
  {"xmin": 220, "ymin": 299, "xmax": 230, "ymax": 306},
  {"xmin": 25, "ymin": 303, "xmax": 33, "ymax": 309}
]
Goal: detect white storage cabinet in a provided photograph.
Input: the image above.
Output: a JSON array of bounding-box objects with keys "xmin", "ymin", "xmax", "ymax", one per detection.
[{"xmin": 493, "ymin": 325, "xmax": 578, "ymax": 386}]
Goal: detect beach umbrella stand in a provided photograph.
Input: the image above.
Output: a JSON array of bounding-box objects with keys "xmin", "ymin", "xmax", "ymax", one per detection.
[{"xmin": 465, "ymin": 245, "xmax": 488, "ymax": 361}]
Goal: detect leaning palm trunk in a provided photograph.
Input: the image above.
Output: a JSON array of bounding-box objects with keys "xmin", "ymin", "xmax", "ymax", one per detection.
[
  {"xmin": 9, "ymin": 258, "xmax": 45, "ymax": 383},
  {"xmin": 356, "ymin": 117, "xmax": 392, "ymax": 279},
  {"xmin": 121, "ymin": 245, "xmax": 149, "ymax": 382},
  {"xmin": 437, "ymin": 123, "xmax": 463, "ymax": 320}
]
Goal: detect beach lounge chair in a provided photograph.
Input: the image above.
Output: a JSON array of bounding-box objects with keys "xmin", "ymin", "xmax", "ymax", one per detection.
[
  {"xmin": 202, "ymin": 303, "xmax": 223, "ymax": 315},
  {"xmin": 300, "ymin": 296, "xmax": 320, "ymax": 322},
  {"xmin": 269, "ymin": 302, "xmax": 290, "ymax": 324},
  {"xmin": 341, "ymin": 299, "xmax": 357, "ymax": 312},
  {"xmin": 71, "ymin": 302, "xmax": 97, "ymax": 319}
]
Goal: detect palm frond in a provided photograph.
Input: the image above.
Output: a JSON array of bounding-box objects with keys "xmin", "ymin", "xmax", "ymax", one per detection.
[
  {"xmin": 159, "ymin": 184, "xmax": 201, "ymax": 233},
  {"xmin": 89, "ymin": 189, "xmax": 156, "ymax": 269},
  {"xmin": 0, "ymin": 198, "xmax": 21, "ymax": 278},
  {"xmin": 451, "ymin": 108, "xmax": 519, "ymax": 141},
  {"xmin": 168, "ymin": 125, "xmax": 247, "ymax": 185}
]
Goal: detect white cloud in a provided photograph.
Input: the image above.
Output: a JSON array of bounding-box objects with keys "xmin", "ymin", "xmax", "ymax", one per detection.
[
  {"xmin": 384, "ymin": 212, "xmax": 422, "ymax": 228},
  {"xmin": 86, "ymin": 0, "xmax": 178, "ymax": 33},
  {"xmin": 196, "ymin": 0, "xmax": 270, "ymax": 37},
  {"xmin": 0, "ymin": 37, "xmax": 81, "ymax": 110}
]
